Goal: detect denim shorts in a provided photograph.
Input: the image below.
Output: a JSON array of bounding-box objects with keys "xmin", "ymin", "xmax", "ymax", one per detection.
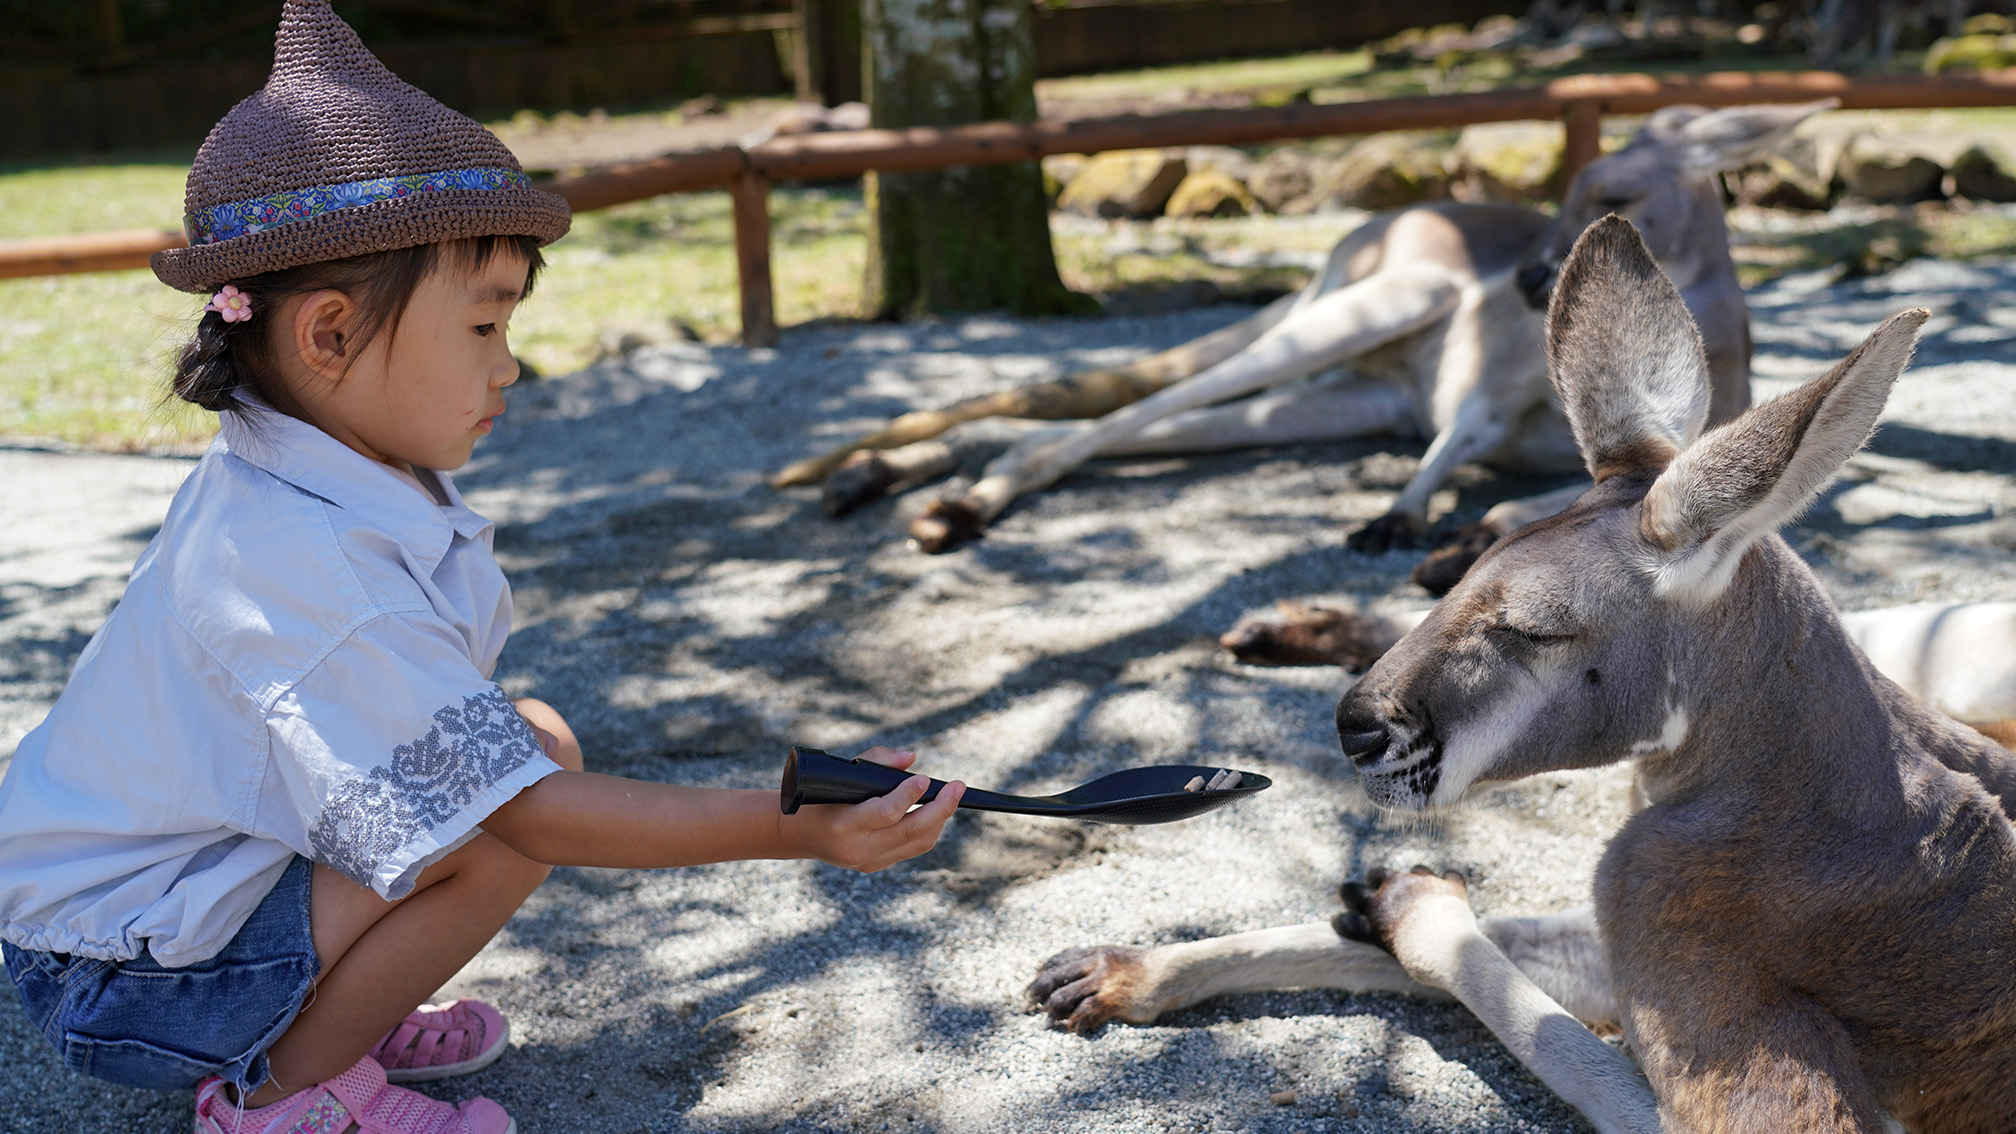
[{"xmin": 3, "ymin": 855, "xmax": 319, "ymax": 1093}]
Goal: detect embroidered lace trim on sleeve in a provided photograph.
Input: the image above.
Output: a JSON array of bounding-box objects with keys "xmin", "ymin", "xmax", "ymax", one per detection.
[{"xmin": 307, "ymin": 688, "xmax": 541, "ymax": 889}]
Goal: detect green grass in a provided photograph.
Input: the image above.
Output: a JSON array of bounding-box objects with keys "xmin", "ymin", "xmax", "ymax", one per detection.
[
  {"xmin": 0, "ymin": 161, "xmax": 211, "ymax": 449},
  {"xmin": 0, "ymin": 162, "xmax": 1332, "ymax": 451},
  {"xmin": 0, "ymin": 170, "xmax": 880, "ymax": 451},
  {"xmin": 17, "ymin": 41, "xmax": 2016, "ymax": 451},
  {"xmin": 1037, "ymin": 50, "xmax": 1375, "ymax": 105}
]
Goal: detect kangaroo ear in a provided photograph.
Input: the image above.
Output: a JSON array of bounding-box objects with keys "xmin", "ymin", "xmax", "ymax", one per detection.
[
  {"xmin": 1653, "ymin": 98, "xmax": 1838, "ymax": 174},
  {"xmin": 1641, "ymin": 307, "xmax": 1928, "ymax": 603},
  {"xmin": 1545, "ymin": 214, "xmax": 1711, "ymax": 483}
]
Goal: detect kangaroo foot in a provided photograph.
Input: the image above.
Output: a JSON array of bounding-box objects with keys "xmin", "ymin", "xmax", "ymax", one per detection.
[
  {"xmin": 910, "ymin": 498, "xmax": 986, "ymax": 553},
  {"xmin": 1026, "ymin": 945, "xmax": 1153, "ymax": 1032},
  {"xmin": 1220, "ymin": 602, "xmax": 1394, "ymax": 670},
  {"xmin": 824, "ymin": 442, "xmax": 959, "ymax": 518},
  {"xmin": 823, "ymin": 451, "xmax": 901, "ymax": 517},
  {"xmin": 1334, "ymin": 866, "xmax": 1475, "ymax": 988},
  {"xmin": 1345, "ymin": 513, "xmax": 1425, "ymax": 554},
  {"xmin": 1410, "ymin": 522, "xmax": 1504, "ymax": 596}
]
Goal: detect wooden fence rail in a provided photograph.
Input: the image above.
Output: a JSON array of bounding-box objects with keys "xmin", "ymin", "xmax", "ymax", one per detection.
[{"xmin": 7, "ymin": 69, "xmax": 2016, "ymax": 346}]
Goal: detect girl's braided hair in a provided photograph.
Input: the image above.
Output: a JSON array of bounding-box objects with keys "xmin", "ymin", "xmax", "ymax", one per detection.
[{"xmin": 173, "ymin": 233, "xmax": 544, "ymax": 414}]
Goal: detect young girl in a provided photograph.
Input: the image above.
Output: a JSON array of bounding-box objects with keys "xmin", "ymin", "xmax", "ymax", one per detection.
[{"xmin": 0, "ymin": 5, "xmax": 964, "ymax": 1133}]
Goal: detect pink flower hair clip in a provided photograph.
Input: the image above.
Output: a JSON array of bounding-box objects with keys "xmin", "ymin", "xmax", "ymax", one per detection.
[{"xmin": 204, "ymin": 285, "xmax": 253, "ymax": 324}]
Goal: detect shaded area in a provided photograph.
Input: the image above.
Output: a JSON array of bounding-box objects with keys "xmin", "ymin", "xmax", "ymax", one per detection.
[{"xmin": 6, "ymin": 265, "xmax": 2016, "ymax": 1130}]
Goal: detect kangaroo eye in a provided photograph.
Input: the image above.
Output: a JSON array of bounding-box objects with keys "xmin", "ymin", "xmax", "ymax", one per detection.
[{"xmin": 1497, "ymin": 624, "xmax": 1575, "ymax": 646}]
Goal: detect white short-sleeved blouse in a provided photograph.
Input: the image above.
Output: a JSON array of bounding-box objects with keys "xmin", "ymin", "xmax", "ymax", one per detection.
[{"xmin": 0, "ymin": 407, "xmax": 562, "ymax": 967}]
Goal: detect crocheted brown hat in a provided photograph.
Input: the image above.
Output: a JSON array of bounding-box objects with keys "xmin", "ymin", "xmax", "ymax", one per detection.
[{"xmin": 152, "ymin": 0, "xmax": 570, "ymax": 293}]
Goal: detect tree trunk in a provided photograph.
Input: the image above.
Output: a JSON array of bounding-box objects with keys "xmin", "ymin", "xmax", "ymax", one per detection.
[{"xmin": 863, "ymin": 0, "xmax": 1089, "ymax": 318}]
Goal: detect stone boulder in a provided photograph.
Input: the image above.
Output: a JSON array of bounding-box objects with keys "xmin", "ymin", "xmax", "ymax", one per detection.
[
  {"xmin": 1042, "ymin": 153, "xmax": 1086, "ymax": 204},
  {"xmin": 1728, "ymin": 134, "xmax": 1843, "ymax": 211},
  {"xmin": 1450, "ymin": 120, "xmax": 1562, "ymax": 203},
  {"xmin": 1297, "ymin": 132, "xmax": 1453, "ymax": 213},
  {"xmin": 1057, "ymin": 149, "xmax": 1189, "ymax": 218},
  {"xmin": 1948, "ymin": 144, "xmax": 2016, "ymax": 202},
  {"xmin": 1247, "ymin": 148, "xmax": 1318, "ymax": 213},
  {"xmin": 1925, "ymin": 31, "xmax": 2016, "ymax": 73},
  {"xmin": 1165, "ymin": 169, "xmax": 1254, "ymax": 218},
  {"xmin": 1839, "ymin": 137, "xmax": 1945, "ymax": 204},
  {"xmin": 1184, "ymin": 145, "xmax": 1256, "ymax": 185}
]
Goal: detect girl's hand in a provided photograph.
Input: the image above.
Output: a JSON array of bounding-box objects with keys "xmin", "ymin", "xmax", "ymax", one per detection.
[{"xmin": 781, "ymin": 747, "xmax": 965, "ymax": 873}]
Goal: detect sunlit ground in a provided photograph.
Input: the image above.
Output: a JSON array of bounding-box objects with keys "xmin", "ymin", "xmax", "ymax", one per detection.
[{"xmin": 11, "ymin": 45, "xmax": 2016, "ymax": 450}]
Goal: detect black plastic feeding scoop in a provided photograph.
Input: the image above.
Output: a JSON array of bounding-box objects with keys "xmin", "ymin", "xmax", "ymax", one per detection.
[{"xmin": 779, "ymin": 746, "xmax": 1271, "ymax": 825}]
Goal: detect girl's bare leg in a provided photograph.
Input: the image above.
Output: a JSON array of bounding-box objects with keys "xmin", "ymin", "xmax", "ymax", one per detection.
[{"xmin": 243, "ymin": 698, "xmax": 583, "ymax": 1107}]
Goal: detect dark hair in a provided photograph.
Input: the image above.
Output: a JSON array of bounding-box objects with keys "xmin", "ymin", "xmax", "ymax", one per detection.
[{"xmin": 172, "ymin": 233, "xmax": 545, "ymax": 414}]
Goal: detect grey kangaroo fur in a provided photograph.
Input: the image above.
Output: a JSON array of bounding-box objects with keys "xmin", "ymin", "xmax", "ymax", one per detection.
[
  {"xmin": 1030, "ymin": 217, "xmax": 2016, "ymax": 1132},
  {"xmin": 876, "ymin": 100, "xmax": 1832, "ymax": 556}
]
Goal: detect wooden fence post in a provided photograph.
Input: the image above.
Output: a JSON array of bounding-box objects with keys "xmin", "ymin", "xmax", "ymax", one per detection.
[
  {"xmin": 1560, "ymin": 98, "xmax": 1602, "ymax": 191},
  {"xmin": 732, "ymin": 168, "xmax": 778, "ymax": 348}
]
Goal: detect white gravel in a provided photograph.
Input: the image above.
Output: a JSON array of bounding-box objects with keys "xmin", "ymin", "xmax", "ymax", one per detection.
[{"xmin": 5, "ymin": 261, "xmax": 2016, "ymax": 1133}]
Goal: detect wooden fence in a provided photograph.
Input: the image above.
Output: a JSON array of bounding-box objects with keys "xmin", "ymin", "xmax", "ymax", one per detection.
[{"xmin": 6, "ymin": 69, "xmax": 2016, "ymax": 347}]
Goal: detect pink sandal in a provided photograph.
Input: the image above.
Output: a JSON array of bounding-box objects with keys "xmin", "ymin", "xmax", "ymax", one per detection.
[
  {"xmin": 370, "ymin": 999, "xmax": 509, "ymax": 1083},
  {"xmin": 193, "ymin": 1056, "xmax": 513, "ymax": 1134}
]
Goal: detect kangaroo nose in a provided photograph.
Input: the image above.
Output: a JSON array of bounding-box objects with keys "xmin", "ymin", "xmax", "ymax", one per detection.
[
  {"xmin": 1334, "ymin": 698, "xmax": 1390, "ymax": 766},
  {"xmin": 1515, "ymin": 260, "xmax": 1555, "ymax": 309}
]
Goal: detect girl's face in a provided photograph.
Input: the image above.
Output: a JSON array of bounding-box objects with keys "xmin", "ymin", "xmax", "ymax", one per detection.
[{"xmin": 298, "ymin": 250, "xmax": 530, "ymax": 473}]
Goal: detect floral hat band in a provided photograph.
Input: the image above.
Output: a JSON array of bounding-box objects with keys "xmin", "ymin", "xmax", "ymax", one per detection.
[{"xmin": 184, "ymin": 168, "xmax": 531, "ymax": 247}]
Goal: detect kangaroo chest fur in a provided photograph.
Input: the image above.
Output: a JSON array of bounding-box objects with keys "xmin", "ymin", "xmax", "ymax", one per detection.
[{"xmin": 1593, "ymin": 638, "xmax": 2016, "ymax": 1131}]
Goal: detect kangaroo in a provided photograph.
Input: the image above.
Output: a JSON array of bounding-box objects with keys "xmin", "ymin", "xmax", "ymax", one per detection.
[
  {"xmin": 778, "ymin": 100, "xmax": 1834, "ymax": 556},
  {"xmin": 1029, "ymin": 217, "xmax": 2016, "ymax": 1133}
]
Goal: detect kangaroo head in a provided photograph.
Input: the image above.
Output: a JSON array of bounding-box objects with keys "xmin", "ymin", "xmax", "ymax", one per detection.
[
  {"xmin": 1516, "ymin": 99, "xmax": 1836, "ymax": 308},
  {"xmin": 1341, "ymin": 215, "xmax": 1926, "ymax": 812}
]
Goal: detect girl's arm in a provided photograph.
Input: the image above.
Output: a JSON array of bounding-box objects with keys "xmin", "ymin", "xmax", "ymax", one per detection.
[{"xmin": 480, "ymin": 749, "xmax": 966, "ymax": 873}]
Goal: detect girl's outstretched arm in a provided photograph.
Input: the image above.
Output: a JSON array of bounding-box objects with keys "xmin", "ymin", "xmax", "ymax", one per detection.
[{"xmin": 480, "ymin": 747, "xmax": 965, "ymax": 874}]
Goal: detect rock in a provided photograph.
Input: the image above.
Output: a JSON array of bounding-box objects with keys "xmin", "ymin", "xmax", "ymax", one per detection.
[
  {"xmin": 1729, "ymin": 134, "xmax": 1842, "ymax": 211},
  {"xmin": 1948, "ymin": 144, "xmax": 2016, "ymax": 202},
  {"xmin": 1057, "ymin": 149, "xmax": 1190, "ymax": 219},
  {"xmin": 1305, "ymin": 132, "xmax": 1453, "ymax": 212},
  {"xmin": 1041, "ymin": 153, "xmax": 1086, "ymax": 203},
  {"xmin": 1270, "ymin": 1090, "xmax": 1298, "ymax": 1107},
  {"xmin": 1451, "ymin": 120, "xmax": 1562, "ymax": 203},
  {"xmin": 679, "ymin": 94, "xmax": 723, "ymax": 118},
  {"xmin": 1248, "ymin": 147, "xmax": 1317, "ymax": 213},
  {"xmin": 1165, "ymin": 169, "xmax": 1253, "ymax": 218},
  {"xmin": 1839, "ymin": 137, "xmax": 1946, "ymax": 204},
  {"xmin": 1925, "ymin": 32, "xmax": 2016, "ymax": 73},
  {"xmin": 1184, "ymin": 145, "xmax": 1255, "ymax": 184}
]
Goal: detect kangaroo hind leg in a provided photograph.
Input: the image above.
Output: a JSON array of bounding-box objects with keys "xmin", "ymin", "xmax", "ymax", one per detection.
[{"xmin": 916, "ymin": 270, "xmax": 1462, "ymax": 552}]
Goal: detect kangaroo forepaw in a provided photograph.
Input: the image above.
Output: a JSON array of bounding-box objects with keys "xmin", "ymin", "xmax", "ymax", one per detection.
[
  {"xmin": 909, "ymin": 498, "xmax": 986, "ymax": 554},
  {"xmin": 1026, "ymin": 945, "xmax": 1151, "ymax": 1033},
  {"xmin": 1333, "ymin": 865, "xmax": 1473, "ymax": 960},
  {"xmin": 1410, "ymin": 522, "xmax": 1504, "ymax": 595},
  {"xmin": 1345, "ymin": 513, "xmax": 1425, "ymax": 554},
  {"xmin": 823, "ymin": 451, "xmax": 901, "ymax": 517},
  {"xmin": 1220, "ymin": 603, "xmax": 1392, "ymax": 671}
]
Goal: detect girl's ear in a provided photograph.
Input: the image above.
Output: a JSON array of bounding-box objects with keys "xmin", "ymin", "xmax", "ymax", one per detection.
[{"xmin": 291, "ymin": 289, "xmax": 356, "ymax": 384}]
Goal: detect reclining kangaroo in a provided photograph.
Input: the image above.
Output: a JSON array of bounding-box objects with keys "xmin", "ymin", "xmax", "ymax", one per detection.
[
  {"xmin": 1027, "ymin": 217, "xmax": 2016, "ymax": 1133},
  {"xmin": 777, "ymin": 100, "xmax": 1833, "ymax": 556}
]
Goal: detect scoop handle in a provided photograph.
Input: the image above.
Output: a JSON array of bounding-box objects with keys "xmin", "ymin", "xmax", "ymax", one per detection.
[
  {"xmin": 780, "ymin": 747, "xmax": 947, "ymax": 813},
  {"xmin": 779, "ymin": 747, "xmax": 1041, "ymax": 814}
]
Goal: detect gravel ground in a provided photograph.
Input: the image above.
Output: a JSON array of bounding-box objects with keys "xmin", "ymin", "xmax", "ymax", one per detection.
[{"xmin": 5, "ymin": 259, "xmax": 2016, "ymax": 1133}]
